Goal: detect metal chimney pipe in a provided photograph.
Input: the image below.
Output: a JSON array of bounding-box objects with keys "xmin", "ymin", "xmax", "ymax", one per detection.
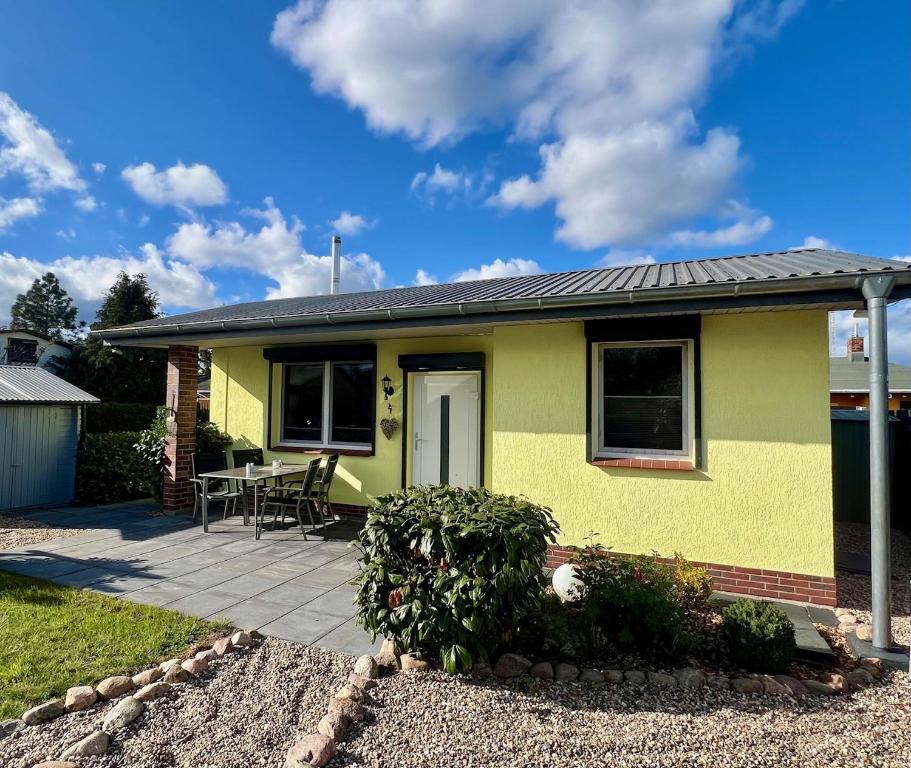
[{"xmin": 330, "ymin": 236, "xmax": 341, "ymax": 295}]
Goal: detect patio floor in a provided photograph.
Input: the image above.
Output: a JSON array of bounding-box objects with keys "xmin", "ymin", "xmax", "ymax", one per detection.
[{"xmin": 0, "ymin": 500, "xmax": 381, "ymax": 657}]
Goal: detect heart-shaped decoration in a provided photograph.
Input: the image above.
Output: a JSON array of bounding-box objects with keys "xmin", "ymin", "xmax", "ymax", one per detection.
[{"xmin": 380, "ymin": 417, "xmax": 400, "ymax": 440}]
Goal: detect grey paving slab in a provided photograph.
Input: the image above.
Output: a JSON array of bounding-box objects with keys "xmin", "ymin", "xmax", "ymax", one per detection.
[
  {"xmin": 88, "ymin": 574, "xmax": 163, "ymax": 595},
  {"xmin": 259, "ymin": 606, "xmax": 350, "ymax": 645},
  {"xmin": 317, "ymin": 618, "xmax": 383, "ymax": 656},
  {"xmin": 122, "ymin": 581, "xmax": 201, "ymax": 606},
  {"xmin": 256, "ymin": 582, "xmax": 325, "ymax": 607},
  {"xmin": 167, "ymin": 565, "xmax": 243, "ymax": 590},
  {"xmin": 301, "ymin": 585, "xmax": 359, "ymax": 619},
  {"xmin": 287, "ymin": 566, "xmax": 355, "ymax": 591},
  {"xmin": 54, "ymin": 566, "xmax": 118, "ymax": 587},
  {"xmin": 165, "ymin": 588, "xmax": 249, "ymax": 617},
  {"xmin": 210, "ymin": 598, "xmax": 300, "ymax": 629},
  {"xmin": 216, "ymin": 572, "xmax": 292, "ymax": 598}
]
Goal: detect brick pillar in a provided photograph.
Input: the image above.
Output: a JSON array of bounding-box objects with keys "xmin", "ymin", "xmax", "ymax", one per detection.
[{"xmin": 162, "ymin": 345, "xmax": 198, "ymax": 512}]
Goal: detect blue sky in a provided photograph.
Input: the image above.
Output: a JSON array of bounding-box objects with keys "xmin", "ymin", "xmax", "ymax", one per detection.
[{"xmin": 0, "ymin": 1, "xmax": 908, "ymax": 357}]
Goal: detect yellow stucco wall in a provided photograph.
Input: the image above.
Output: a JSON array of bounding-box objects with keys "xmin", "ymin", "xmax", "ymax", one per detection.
[
  {"xmin": 489, "ymin": 311, "xmax": 834, "ymax": 577},
  {"xmin": 211, "ymin": 334, "xmax": 493, "ymax": 507},
  {"xmin": 210, "ymin": 309, "xmax": 834, "ymax": 578}
]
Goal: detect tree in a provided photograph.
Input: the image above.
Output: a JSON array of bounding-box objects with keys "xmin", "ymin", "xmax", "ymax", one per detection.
[
  {"xmin": 10, "ymin": 272, "xmax": 79, "ymax": 340},
  {"xmin": 65, "ymin": 272, "xmax": 167, "ymax": 404}
]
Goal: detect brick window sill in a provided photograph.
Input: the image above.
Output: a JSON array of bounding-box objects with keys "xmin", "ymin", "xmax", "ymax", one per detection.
[{"xmin": 591, "ymin": 457, "xmax": 695, "ymax": 471}]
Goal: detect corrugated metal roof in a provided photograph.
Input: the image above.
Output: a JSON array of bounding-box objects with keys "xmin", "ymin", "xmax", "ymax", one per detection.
[
  {"xmin": 830, "ymin": 357, "xmax": 911, "ymax": 393},
  {"xmin": 96, "ymin": 248, "xmax": 911, "ymax": 337},
  {"xmin": 0, "ymin": 366, "xmax": 100, "ymax": 405}
]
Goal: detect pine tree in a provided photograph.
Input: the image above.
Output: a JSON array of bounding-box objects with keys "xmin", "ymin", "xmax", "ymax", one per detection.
[
  {"xmin": 10, "ymin": 272, "xmax": 79, "ymax": 340},
  {"xmin": 65, "ymin": 272, "xmax": 167, "ymax": 404}
]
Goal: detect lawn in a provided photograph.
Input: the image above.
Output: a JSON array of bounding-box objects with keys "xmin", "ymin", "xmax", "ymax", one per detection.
[{"xmin": 0, "ymin": 571, "xmax": 229, "ymax": 720}]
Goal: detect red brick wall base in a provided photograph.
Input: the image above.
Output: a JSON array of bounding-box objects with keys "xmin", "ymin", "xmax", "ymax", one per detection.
[{"xmin": 546, "ymin": 545, "xmax": 837, "ymax": 607}]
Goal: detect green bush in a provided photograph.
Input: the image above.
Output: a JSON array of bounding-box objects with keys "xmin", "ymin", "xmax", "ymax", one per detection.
[
  {"xmin": 84, "ymin": 402, "xmax": 160, "ymax": 433},
  {"xmin": 195, "ymin": 417, "xmax": 232, "ymax": 454},
  {"xmin": 720, "ymin": 599, "xmax": 796, "ymax": 673},
  {"xmin": 134, "ymin": 406, "xmax": 168, "ymax": 500},
  {"xmin": 355, "ymin": 485, "xmax": 560, "ymax": 673},
  {"xmin": 76, "ymin": 432, "xmax": 149, "ymax": 504}
]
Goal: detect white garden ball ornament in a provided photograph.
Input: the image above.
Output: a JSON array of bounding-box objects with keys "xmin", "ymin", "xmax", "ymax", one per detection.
[{"xmin": 552, "ymin": 563, "xmax": 583, "ymax": 602}]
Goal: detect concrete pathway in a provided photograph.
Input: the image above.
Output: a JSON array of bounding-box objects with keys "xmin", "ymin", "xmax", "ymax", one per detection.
[{"xmin": 0, "ymin": 500, "xmax": 381, "ymax": 657}]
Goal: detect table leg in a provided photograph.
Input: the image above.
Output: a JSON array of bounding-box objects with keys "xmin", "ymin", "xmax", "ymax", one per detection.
[
  {"xmin": 241, "ymin": 479, "xmax": 249, "ymax": 526},
  {"xmin": 202, "ymin": 476, "xmax": 210, "ymax": 533}
]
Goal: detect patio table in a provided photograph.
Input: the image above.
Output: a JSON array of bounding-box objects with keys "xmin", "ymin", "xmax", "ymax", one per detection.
[{"xmin": 198, "ymin": 464, "xmax": 310, "ymax": 533}]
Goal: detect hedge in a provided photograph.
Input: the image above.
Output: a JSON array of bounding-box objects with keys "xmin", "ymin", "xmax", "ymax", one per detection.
[
  {"xmin": 85, "ymin": 402, "xmax": 161, "ymax": 434},
  {"xmin": 76, "ymin": 432, "xmax": 150, "ymax": 505}
]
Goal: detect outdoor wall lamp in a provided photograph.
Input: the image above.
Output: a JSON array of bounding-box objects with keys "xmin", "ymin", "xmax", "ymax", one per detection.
[{"xmin": 382, "ymin": 374, "xmax": 394, "ymax": 400}]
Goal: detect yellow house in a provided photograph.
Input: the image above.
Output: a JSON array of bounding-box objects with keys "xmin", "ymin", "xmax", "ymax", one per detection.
[{"xmin": 97, "ymin": 248, "xmax": 911, "ymax": 607}]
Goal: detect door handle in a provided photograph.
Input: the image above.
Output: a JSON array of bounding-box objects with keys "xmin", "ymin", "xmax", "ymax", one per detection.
[{"xmin": 414, "ymin": 432, "xmax": 424, "ymax": 451}]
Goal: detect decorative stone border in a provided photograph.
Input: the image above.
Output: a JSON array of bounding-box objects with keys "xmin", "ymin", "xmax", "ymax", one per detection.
[
  {"xmin": 485, "ymin": 651, "xmax": 885, "ymax": 697},
  {"xmin": 2, "ymin": 630, "xmax": 260, "ymax": 765}
]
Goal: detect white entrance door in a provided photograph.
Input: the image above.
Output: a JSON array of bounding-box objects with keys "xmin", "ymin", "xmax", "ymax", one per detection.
[{"xmin": 412, "ymin": 373, "xmax": 480, "ymax": 488}]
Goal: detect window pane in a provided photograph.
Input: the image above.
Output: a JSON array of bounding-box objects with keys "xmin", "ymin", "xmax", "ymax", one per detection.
[
  {"xmin": 602, "ymin": 346, "xmax": 681, "ymax": 397},
  {"xmin": 331, "ymin": 362, "xmax": 373, "ymax": 445},
  {"xmin": 283, "ymin": 364, "xmax": 323, "ymax": 442},
  {"xmin": 603, "ymin": 396, "xmax": 683, "ymax": 451}
]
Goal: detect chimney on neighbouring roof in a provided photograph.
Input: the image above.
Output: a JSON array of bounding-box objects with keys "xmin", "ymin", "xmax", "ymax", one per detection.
[
  {"xmin": 847, "ymin": 323, "xmax": 865, "ymax": 362},
  {"xmin": 330, "ymin": 235, "xmax": 341, "ymax": 295}
]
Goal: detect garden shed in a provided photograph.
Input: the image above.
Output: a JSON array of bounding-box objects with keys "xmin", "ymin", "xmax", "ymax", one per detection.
[{"xmin": 0, "ymin": 365, "xmax": 99, "ymax": 511}]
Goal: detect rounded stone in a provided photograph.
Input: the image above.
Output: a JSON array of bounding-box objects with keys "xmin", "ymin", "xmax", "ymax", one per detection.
[
  {"xmin": 847, "ymin": 668, "xmax": 876, "ymax": 689},
  {"xmin": 181, "ymin": 657, "xmax": 209, "ymax": 676},
  {"xmin": 195, "ymin": 648, "xmax": 218, "ymax": 662},
  {"xmin": 231, "ymin": 630, "xmax": 254, "ymax": 647},
  {"xmin": 529, "ymin": 661, "xmax": 554, "ymax": 680},
  {"xmin": 554, "ymin": 662, "xmax": 580, "ymax": 682},
  {"xmin": 102, "ymin": 695, "xmax": 145, "ymax": 731},
  {"xmin": 494, "ymin": 653, "xmax": 532, "ymax": 679},
  {"xmin": 0, "ymin": 718, "xmax": 25, "ymax": 737},
  {"xmin": 822, "ymin": 672, "xmax": 848, "ymax": 693},
  {"xmin": 854, "ymin": 625, "xmax": 874, "ymax": 642},
  {"xmin": 731, "ymin": 678, "xmax": 763, "ymax": 694},
  {"xmin": 374, "ymin": 638, "xmax": 400, "ymax": 669},
  {"xmin": 603, "ymin": 669, "xmax": 624, "ymax": 685},
  {"xmin": 159, "ymin": 658, "xmax": 181, "ymax": 672},
  {"xmin": 804, "ymin": 679, "xmax": 838, "ymax": 696},
  {"xmin": 328, "ymin": 696, "xmax": 365, "ymax": 722},
  {"xmin": 624, "ymin": 670, "xmax": 646, "ymax": 685},
  {"xmin": 335, "ymin": 683, "xmax": 365, "ymax": 704},
  {"xmin": 317, "ymin": 712, "xmax": 349, "ymax": 741},
  {"xmin": 286, "ymin": 733, "xmax": 337, "ymax": 768},
  {"xmin": 707, "ymin": 675, "xmax": 730, "ymax": 691},
  {"xmin": 95, "ymin": 675, "xmax": 134, "ymax": 700},
  {"xmin": 401, "ymin": 653, "xmax": 431, "ymax": 672},
  {"xmin": 674, "ymin": 668, "xmax": 707, "ymax": 689},
  {"xmin": 212, "ymin": 636, "xmax": 234, "ymax": 656},
  {"xmin": 163, "ymin": 665, "xmax": 190, "ymax": 684},
  {"xmin": 64, "ymin": 685, "xmax": 97, "ymax": 712},
  {"xmin": 135, "ymin": 681, "xmax": 171, "ymax": 702},
  {"xmin": 348, "ymin": 672, "xmax": 378, "ymax": 690},
  {"xmin": 353, "ymin": 654, "xmax": 379, "ymax": 679},
  {"xmin": 647, "ymin": 671, "xmax": 677, "ymax": 687},
  {"xmin": 579, "ymin": 668, "xmax": 604, "ymax": 684},
  {"xmin": 132, "ymin": 667, "xmax": 163, "ymax": 687},
  {"xmin": 61, "ymin": 730, "xmax": 110, "ymax": 758},
  {"xmin": 22, "ymin": 699, "xmax": 65, "ymax": 725},
  {"xmin": 774, "ymin": 675, "xmax": 808, "ymax": 697}
]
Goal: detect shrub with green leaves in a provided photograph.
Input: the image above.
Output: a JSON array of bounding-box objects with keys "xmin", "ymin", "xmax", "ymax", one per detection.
[
  {"xmin": 354, "ymin": 485, "xmax": 560, "ymax": 674},
  {"xmin": 77, "ymin": 432, "xmax": 148, "ymax": 504},
  {"xmin": 85, "ymin": 402, "xmax": 160, "ymax": 434},
  {"xmin": 720, "ymin": 599, "xmax": 796, "ymax": 673}
]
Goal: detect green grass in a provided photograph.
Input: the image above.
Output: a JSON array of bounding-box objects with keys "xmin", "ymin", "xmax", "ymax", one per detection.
[{"xmin": 0, "ymin": 571, "xmax": 229, "ymax": 720}]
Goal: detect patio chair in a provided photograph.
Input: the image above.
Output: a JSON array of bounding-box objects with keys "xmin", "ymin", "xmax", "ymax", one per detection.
[
  {"xmin": 309, "ymin": 454, "xmax": 339, "ymax": 524},
  {"xmin": 257, "ymin": 458, "xmax": 322, "ymax": 540},
  {"xmin": 231, "ymin": 447, "xmax": 264, "ymax": 467},
  {"xmin": 191, "ymin": 452, "xmax": 243, "ymax": 524}
]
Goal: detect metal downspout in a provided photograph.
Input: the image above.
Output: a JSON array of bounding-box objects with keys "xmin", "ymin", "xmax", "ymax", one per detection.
[{"xmin": 861, "ymin": 275, "xmax": 896, "ymax": 650}]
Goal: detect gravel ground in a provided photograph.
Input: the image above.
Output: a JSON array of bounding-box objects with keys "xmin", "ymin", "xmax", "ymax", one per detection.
[
  {"xmin": 836, "ymin": 523, "xmax": 911, "ymax": 647},
  {"xmin": 0, "ymin": 639, "xmax": 353, "ymax": 768},
  {"xmin": 0, "ymin": 514, "xmax": 85, "ymax": 551},
  {"xmin": 3, "ymin": 637, "xmax": 909, "ymax": 768}
]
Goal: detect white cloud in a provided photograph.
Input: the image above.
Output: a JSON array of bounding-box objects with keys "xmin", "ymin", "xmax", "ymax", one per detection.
[
  {"xmin": 74, "ymin": 195, "xmax": 97, "ymax": 212},
  {"xmin": 138, "ymin": 214, "xmax": 150, "ymax": 227},
  {"xmin": 790, "ymin": 235, "xmax": 832, "ymax": 250},
  {"xmin": 91, "ymin": 162, "xmax": 106, "ymax": 175},
  {"xmin": 330, "ymin": 210, "xmax": 375, "ymax": 236},
  {"xmin": 121, "ymin": 161, "xmax": 228, "ymax": 208},
  {"xmin": 451, "ymin": 257, "xmax": 540, "ymax": 282},
  {"xmin": 597, "ymin": 250, "xmax": 656, "ymax": 269},
  {"xmin": 56, "ymin": 227, "xmax": 76, "ymax": 242},
  {"xmin": 410, "ymin": 163, "xmax": 491, "ymax": 205},
  {"xmin": 0, "ymin": 92, "xmax": 87, "ymax": 194},
  {"xmin": 413, "ymin": 268, "xmax": 437, "ymax": 286},
  {"xmin": 0, "ymin": 246, "xmax": 216, "ymax": 320},
  {"xmin": 665, "ymin": 201, "xmax": 773, "ymax": 248},
  {"xmin": 272, "ymin": 1, "xmax": 788, "ymax": 249},
  {"xmin": 167, "ymin": 197, "xmax": 385, "ymax": 299},
  {"xmin": 0, "ymin": 196, "xmax": 41, "ymax": 231}
]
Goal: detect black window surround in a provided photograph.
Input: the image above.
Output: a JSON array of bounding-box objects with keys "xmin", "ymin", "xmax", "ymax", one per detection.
[
  {"xmin": 264, "ymin": 344, "xmax": 377, "ymax": 454},
  {"xmin": 585, "ymin": 316, "xmax": 702, "ymax": 467},
  {"xmin": 6, "ymin": 338, "xmax": 39, "ymax": 364}
]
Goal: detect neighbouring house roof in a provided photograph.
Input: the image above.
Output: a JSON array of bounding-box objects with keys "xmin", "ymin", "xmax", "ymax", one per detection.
[
  {"xmin": 830, "ymin": 356, "xmax": 911, "ymax": 394},
  {"xmin": 94, "ymin": 248, "xmax": 911, "ymax": 346},
  {"xmin": 0, "ymin": 365, "xmax": 100, "ymax": 405}
]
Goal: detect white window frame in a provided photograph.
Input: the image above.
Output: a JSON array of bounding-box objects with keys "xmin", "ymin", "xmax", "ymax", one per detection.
[
  {"xmin": 595, "ymin": 340, "xmax": 692, "ymax": 460},
  {"xmin": 279, "ymin": 360, "xmax": 373, "ymax": 450}
]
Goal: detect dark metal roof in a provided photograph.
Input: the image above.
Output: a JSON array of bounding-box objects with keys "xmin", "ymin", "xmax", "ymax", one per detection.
[
  {"xmin": 830, "ymin": 356, "xmax": 911, "ymax": 393},
  {"xmin": 96, "ymin": 249, "xmax": 911, "ymax": 340},
  {"xmin": 0, "ymin": 365, "xmax": 100, "ymax": 405}
]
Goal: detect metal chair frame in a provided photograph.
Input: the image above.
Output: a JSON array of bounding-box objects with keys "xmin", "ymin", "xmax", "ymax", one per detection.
[
  {"xmin": 257, "ymin": 458, "xmax": 322, "ymax": 540},
  {"xmin": 191, "ymin": 452, "xmax": 243, "ymax": 524}
]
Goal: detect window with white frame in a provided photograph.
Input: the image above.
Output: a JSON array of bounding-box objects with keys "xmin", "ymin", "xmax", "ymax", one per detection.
[
  {"xmin": 596, "ymin": 341, "xmax": 689, "ymax": 457},
  {"xmin": 281, "ymin": 360, "xmax": 374, "ymax": 448}
]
